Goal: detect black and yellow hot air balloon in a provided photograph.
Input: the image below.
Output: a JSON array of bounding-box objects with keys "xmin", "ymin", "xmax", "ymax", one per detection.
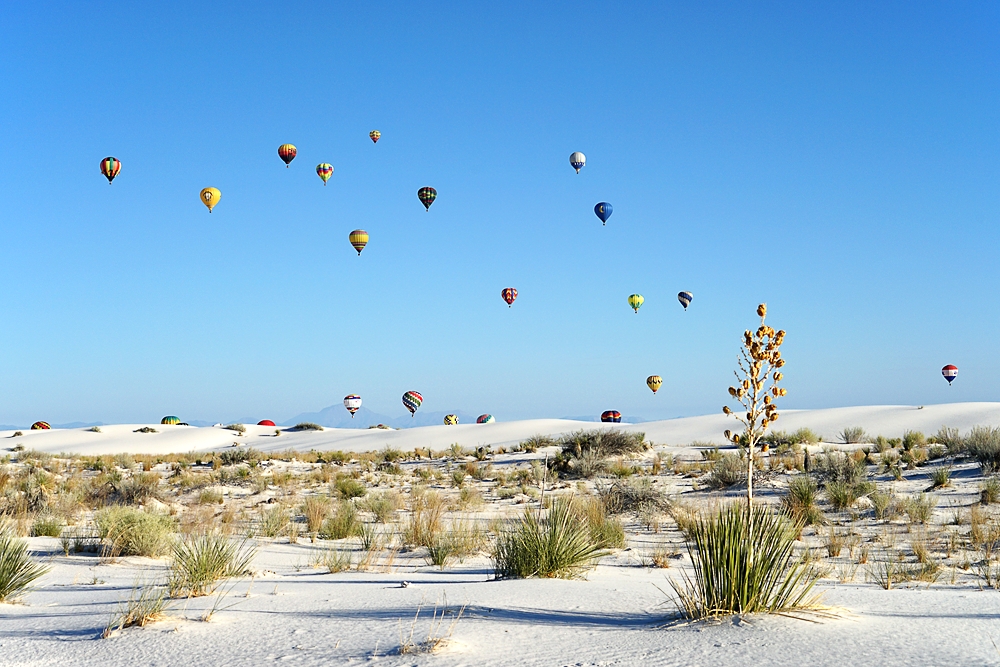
[
  {"xmin": 161, "ymin": 416, "xmax": 181, "ymax": 425},
  {"xmin": 200, "ymin": 187, "xmax": 221, "ymax": 212},
  {"xmin": 418, "ymin": 187, "xmax": 437, "ymax": 211},
  {"xmin": 31, "ymin": 421, "xmax": 51, "ymax": 430},
  {"xmin": 646, "ymin": 375, "xmax": 663, "ymax": 394},
  {"xmin": 444, "ymin": 414, "xmax": 459, "ymax": 425},
  {"xmin": 278, "ymin": 144, "xmax": 297, "ymax": 167},
  {"xmin": 349, "ymin": 229, "xmax": 369, "ymax": 256}
]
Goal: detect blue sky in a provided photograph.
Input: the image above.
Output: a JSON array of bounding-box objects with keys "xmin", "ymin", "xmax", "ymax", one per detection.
[{"xmin": 0, "ymin": 2, "xmax": 997, "ymax": 425}]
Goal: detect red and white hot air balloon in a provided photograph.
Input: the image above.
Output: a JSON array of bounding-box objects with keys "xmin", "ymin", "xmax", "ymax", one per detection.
[{"xmin": 942, "ymin": 365, "xmax": 958, "ymax": 385}]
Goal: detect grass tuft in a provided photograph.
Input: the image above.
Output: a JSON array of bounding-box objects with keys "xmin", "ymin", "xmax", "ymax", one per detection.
[
  {"xmin": 169, "ymin": 535, "xmax": 256, "ymax": 598},
  {"xmin": 0, "ymin": 527, "xmax": 50, "ymax": 602}
]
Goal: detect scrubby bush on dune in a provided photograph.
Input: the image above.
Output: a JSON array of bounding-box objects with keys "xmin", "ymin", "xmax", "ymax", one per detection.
[
  {"xmin": 319, "ymin": 501, "xmax": 359, "ymax": 540},
  {"xmin": 292, "ymin": 422, "xmax": 324, "ymax": 432},
  {"xmin": 31, "ymin": 515, "xmax": 62, "ymax": 537},
  {"xmin": 133, "ymin": 427, "xmax": 158, "ymax": 434},
  {"xmin": 518, "ymin": 434, "xmax": 555, "ymax": 453},
  {"xmin": 218, "ymin": 447, "xmax": 260, "ymax": 467},
  {"xmin": 94, "ymin": 507, "xmax": 174, "ymax": 558},
  {"xmin": 902, "ymin": 430, "xmax": 926, "ymax": 451},
  {"xmin": 334, "ymin": 477, "xmax": 367, "ymax": 499},
  {"xmin": 811, "ymin": 451, "xmax": 868, "ymax": 486},
  {"xmin": 549, "ymin": 430, "xmax": 648, "ymax": 478},
  {"xmin": 838, "ymin": 427, "xmax": 868, "ymax": 444},
  {"xmin": 671, "ymin": 504, "xmax": 820, "ymax": 619},
  {"xmin": 492, "ymin": 498, "xmax": 609, "ymax": 580},
  {"xmin": 0, "ymin": 526, "xmax": 50, "ymax": 602},
  {"xmin": 966, "ymin": 426, "xmax": 1000, "ymax": 473},
  {"xmin": 781, "ymin": 475, "xmax": 824, "ymax": 527},
  {"xmin": 224, "ymin": 423, "xmax": 246, "ymax": 434},
  {"xmin": 169, "ymin": 534, "xmax": 256, "ymax": 597},
  {"xmin": 704, "ymin": 453, "xmax": 746, "ymax": 489},
  {"xmin": 599, "ymin": 478, "xmax": 669, "ymax": 516}
]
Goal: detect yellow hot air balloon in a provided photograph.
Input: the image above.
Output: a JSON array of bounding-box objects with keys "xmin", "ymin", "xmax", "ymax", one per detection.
[
  {"xmin": 646, "ymin": 375, "xmax": 663, "ymax": 394},
  {"xmin": 200, "ymin": 187, "xmax": 221, "ymax": 213},
  {"xmin": 349, "ymin": 229, "xmax": 369, "ymax": 256},
  {"xmin": 628, "ymin": 294, "xmax": 644, "ymax": 313},
  {"xmin": 444, "ymin": 414, "xmax": 459, "ymax": 425}
]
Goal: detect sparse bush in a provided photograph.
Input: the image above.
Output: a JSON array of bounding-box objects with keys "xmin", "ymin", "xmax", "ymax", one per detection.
[
  {"xmin": 292, "ymin": 422, "xmax": 324, "ymax": 431},
  {"xmin": 520, "ymin": 434, "xmax": 555, "ymax": 453},
  {"xmin": 782, "ymin": 476, "xmax": 824, "ymax": 527},
  {"xmin": 94, "ymin": 507, "xmax": 174, "ymax": 557},
  {"xmin": 334, "ymin": 477, "xmax": 367, "ymax": 499},
  {"xmin": 309, "ymin": 546, "xmax": 351, "ymax": 573},
  {"xmin": 928, "ymin": 466, "xmax": 952, "ymax": 490},
  {"xmin": 258, "ymin": 505, "xmax": 288, "ymax": 538},
  {"xmin": 904, "ymin": 494, "xmax": 935, "ymax": 524},
  {"xmin": 935, "ymin": 426, "xmax": 964, "ymax": 455},
  {"xmin": 403, "ymin": 493, "xmax": 446, "ymax": 548},
  {"xmin": 102, "ymin": 581, "xmax": 169, "ymax": 637},
  {"xmin": 812, "ymin": 451, "xmax": 867, "ymax": 486},
  {"xmin": 966, "ymin": 426, "xmax": 1000, "ymax": 473},
  {"xmin": 31, "ymin": 515, "xmax": 62, "ymax": 537},
  {"xmin": 169, "ymin": 535, "xmax": 256, "ymax": 597},
  {"xmin": 704, "ymin": 453, "xmax": 745, "ymax": 489},
  {"xmin": 670, "ymin": 504, "xmax": 820, "ymax": 619},
  {"xmin": 224, "ymin": 423, "xmax": 246, "ymax": 434},
  {"xmin": 218, "ymin": 447, "xmax": 260, "ymax": 466},
  {"xmin": 838, "ymin": 427, "xmax": 868, "ymax": 444},
  {"xmin": 361, "ymin": 491, "xmax": 403, "ymax": 523},
  {"xmin": 133, "ymin": 427, "xmax": 158, "ymax": 434},
  {"xmin": 559, "ymin": 429, "xmax": 648, "ymax": 459},
  {"xmin": 824, "ymin": 527, "xmax": 844, "ymax": 557},
  {"xmin": 902, "ymin": 430, "xmax": 926, "ymax": 451},
  {"xmin": 198, "ymin": 488, "xmax": 223, "ymax": 505},
  {"xmin": 0, "ymin": 527, "xmax": 50, "ymax": 601},
  {"xmin": 981, "ymin": 478, "xmax": 1000, "ymax": 505},
  {"xmin": 450, "ymin": 469, "xmax": 466, "ymax": 487},
  {"xmin": 870, "ymin": 488, "xmax": 895, "ymax": 521},
  {"xmin": 492, "ymin": 499, "xmax": 608, "ymax": 579},
  {"xmin": 87, "ymin": 426, "xmax": 102, "ymax": 433},
  {"xmin": 320, "ymin": 501, "xmax": 359, "ymax": 540},
  {"xmin": 302, "ymin": 496, "xmax": 331, "ymax": 534},
  {"xmin": 825, "ymin": 481, "xmax": 859, "ymax": 511},
  {"xmin": 599, "ymin": 479, "xmax": 669, "ymax": 515}
]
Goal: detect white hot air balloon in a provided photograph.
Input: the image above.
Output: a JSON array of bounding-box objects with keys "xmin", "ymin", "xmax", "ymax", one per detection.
[
  {"xmin": 343, "ymin": 394, "xmax": 362, "ymax": 418},
  {"xmin": 569, "ymin": 152, "xmax": 586, "ymax": 173}
]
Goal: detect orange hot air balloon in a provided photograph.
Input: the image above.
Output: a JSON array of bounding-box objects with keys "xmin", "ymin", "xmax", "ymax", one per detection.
[{"xmin": 277, "ymin": 144, "xmax": 297, "ymax": 167}]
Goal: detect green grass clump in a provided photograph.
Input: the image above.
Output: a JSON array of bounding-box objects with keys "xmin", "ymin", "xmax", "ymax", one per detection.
[
  {"xmin": 704, "ymin": 453, "xmax": 745, "ymax": 489},
  {"xmin": 334, "ymin": 477, "xmax": 367, "ymax": 499},
  {"xmin": 169, "ymin": 535, "xmax": 256, "ymax": 597},
  {"xmin": 825, "ymin": 481, "xmax": 860, "ymax": 511},
  {"xmin": 319, "ymin": 501, "xmax": 359, "ymax": 540},
  {"xmin": 292, "ymin": 422, "xmax": 324, "ymax": 431},
  {"xmin": 0, "ymin": 527, "xmax": 50, "ymax": 602},
  {"xmin": 94, "ymin": 507, "xmax": 175, "ymax": 557},
  {"xmin": 902, "ymin": 430, "xmax": 926, "ymax": 451},
  {"xmin": 493, "ymin": 498, "xmax": 608, "ymax": 580},
  {"xmin": 361, "ymin": 491, "xmax": 403, "ymax": 523},
  {"xmin": 519, "ymin": 434, "xmax": 555, "ymax": 453},
  {"xmin": 980, "ymin": 478, "xmax": 1000, "ymax": 505},
  {"xmin": 670, "ymin": 504, "xmax": 821, "ymax": 619},
  {"xmin": 782, "ymin": 476, "xmax": 825, "ymax": 526},
  {"xmin": 218, "ymin": 447, "xmax": 260, "ymax": 466},
  {"xmin": 967, "ymin": 426, "xmax": 1000, "ymax": 474},
  {"xmin": 559, "ymin": 429, "xmax": 648, "ymax": 458},
  {"xmin": 31, "ymin": 516, "xmax": 62, "ymax": 537},
  {"xmin": 928, "ymin": 466, "xmax": 952, "ymax": 490},
  {"xmin": 904, "ymin": 493, "xmax": 935, "ymax": 524},
  {"xmin": 103, "ymin": 581, "xmax": 169, "ymax": 637},
  {"xmin": 838, "ymin": 427, "xmax": 868, "ymax": 444}
]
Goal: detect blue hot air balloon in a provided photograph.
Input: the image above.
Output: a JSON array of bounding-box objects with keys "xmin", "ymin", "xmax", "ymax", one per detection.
[
  {"xmin": 594, "ymin": 202, "xmax": 613, "ymax": 225},
  {"xmin": 678, "ymin": 291, "xmax": 693, "ymax": 310}
]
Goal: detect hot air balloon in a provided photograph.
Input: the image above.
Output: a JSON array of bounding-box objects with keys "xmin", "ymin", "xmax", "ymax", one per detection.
[
  {"xmin": 100, "ymin": 157, "xmax": 121, "ymax": 184},
  {"xmin": 200, "ymin": 187, "xmax": 221, "ymax": 212},
  {"xmin": 344, "ymin": 394, "xmax": 362, "ymax": 417},
  {"xmin": 476, "ymin": 414, "xmax": 495, "ymax": 424},
  {"xmin": 258, "ymin": 420, "xmax": 276, "ymax": 426},
  {"xmin": 628, "ymin": 294, "xmax": 644, "ymax": 313},
  {"xmin": 31, "ymin": 421, "xmax": 50, "ymax": 430},
  {"xmin": 444, "ymin": 414, "xmax": 459, "ymax": 425},
  {"xmin": 646, "ymin": 375, "xmax": 663, "ymax": 394},
  {"xmin": 942, "ymin": 365, "xmax": 958, "ymax": 385},
  {"xmin": 278, "ymin": 144, "xmax": 297, "ymax": 167},
  {"xmin": 501, "ymin": 288, "xmax": 517, "ymax": 307},
  {"xmin": 316, "ymin": 163, "xmax": 334, "ymax": 185},
  {"xmin": 349, "ymin": 230, "xmax": 369, "ymax": 256},
  {"xmin": 418, "ymin": 187, "xmax": 437, "ymax": 211},
  {"xmin": 570, "ymin": 152, "xmax": 586, "ymax": 173},
  {"xmin": 369, "ymin": 130, "xmax": 381, "ymax": 144},
  {"xmin": 402, "ymin": 391, "xmax": 423, "ymax": 417},
  {"xmin": 594, "ymin": 202, "xmax": 613, "ymax": 225},
  {"xmin": 601, "ymin": 410, "xmax": 622, "ymax": 423},
  {"xmin": 678, "ymin": 291, "xmax": 693, "ymax": 311},
  {"xmin": 161, "ymin": 416, "xmax": 180, "ymax": 425}
]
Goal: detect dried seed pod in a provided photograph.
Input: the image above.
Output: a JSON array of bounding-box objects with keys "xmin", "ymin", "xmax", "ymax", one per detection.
[{"xmin": 757, "ymin": 303, "xmax": 767, "ymax": 318}]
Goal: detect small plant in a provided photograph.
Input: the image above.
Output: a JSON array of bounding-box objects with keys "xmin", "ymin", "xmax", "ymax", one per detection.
[
  {"xmin": 904, "ymin": 493, "xmax": 935, "ymax": 524},
  {"xmin": 292, "ymin": 422, "xmax": 324, "ymax": 431},
  {"xmin": 94, "ymin": 507, "xmax": 174, "ymax": 557},
  {"xmin": 302, "ymin": 496, "xmax": 331, "ymax": 534},
  {"xmin": 928, "ymin": 466, "xmax": 952, "ymax": 490},
  {"xmin": 361, "ymin": 491, "xmax": 403, "ymax": 523},
  {"xmin": 823, "ymin": 527, "xmax": 844, "ymax": 557},
  {"xmin": 0, "ymin": 527, "xmax": 50, "ymax": 602},
  {"xmin": 782, "ymin": 476, "xmax": 825, "ymax": 527},
  {"xmin": 319, "ymin": 501, "xmax": 359, "ymax": 540},
  {"xmin": 902, "ymin": 430, "xmax": 926, "ymax": 451},
  {"xmin": 825, "ymin": 481, "xmax": 859, "ymax": 511},
  {"xmin": 520, "ymin": 434, "xmax": 555, "ymax": 453},
  {"xmin": 102, "ymin": 580, "xmax": 169, "ymax": 637},
  {"xmin": 334, "ymin": 477, "xmax": 367, "ymax": 499},
  {"xmin": 426, "ymin": 536, "xmax": 456, "ymax": 569},
  {"xmin": 169, "ymin": 535, "xmax": 256, "ymax": 598},
  {"xmin": 870, "ymin": 487, "xmax": 896, "ymax": 521},
  {"xmin": 199, "ymin": 488, "xmax": 224, "ymax": 505},
  {"xmin": 31, "ymin": 515, "xmax": 62, "ymax": 537},
  {"xmin": 967, "ymin": 426, "xmax": 1000, "ymax": 473},
  {"xmin": 357, "ymin": 521, "xmax": 379, "ymax": 551},
  {"xmin": 224, "ymin": 423, "xmax": 246, "ymax": 434},
  {"xmin": 450, "ymin": 469, "xmax": 466, "ymax": 487},
  {"xmin": 87, "ymin": 426, "xmax": 102, "ymax": 433},
  {"xmin": 133, "ymin": 427, "xmax": 158, "ymax": 434},
  {"xmin": 980, "ymin": 478, "xmax": 1000, "ymax": 505},
  {"xmin": 704, "ymin": 453, "xmax": 745, "ymax": 489},
  {"xmin": 838, "ymin": 427, "xmax": 868, "ymax": 444},
  {"xmin": 309, "ymin": 546, "xmax": 352, "ymax": 573},
  {"xmin": 258, "ymin": 505, "xmax": 289, "ymax": 538}
]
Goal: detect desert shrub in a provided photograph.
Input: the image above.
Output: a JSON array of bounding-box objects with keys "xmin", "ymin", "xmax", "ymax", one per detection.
[
  {"xmin": 782, "ymin": 476, "xmax": 824, "ymax": 526},
  {"xmin": 309, "ymin": 546, "xmax": 352, "ymax": 573},
  {"xmin": 87, "ymin": 426, "xmax": 102, "ymax": 433},
  {"xmin": 870, "ymin": 488, "xmax": 896, "ymax": 521},
  {"xmin": 492, "ymin": 498, "xmax": 608, "ymax": 579},
  {"xmin": 559, "ymin": 429, "xmax": 648, "ymax": 459},
  {"xmin": 670, "ymin": 504, "xmax": 820, "ymax": 619},
  {"xmin": 704, "ymin": 454, "xmax": 745, "ymax": 489},
  {"xmin": 576, "ymin": 497, "xmax": 625, "ymax": 549},
  {"xmin": 257, "ymin": 505, "xmax": 288, "ymax": 538},
  {"xmin": 292, "ymin": 422, "xmax": 324, "ymax": 431},
  {"xmin": 319, "ymin": 501, "xmax": 359, "ymax": 540},
  {"xmin": 302, "ymin": 496, "xmax": 331, "ymax": 534},
  {"xmin": 825, "ymin": 481, "xmax": 859, "ymax": 511},
  {"xmin": 361, "ymin": 491, "xmax": 403, "ymax": 523},
  {"xmin": 902, "ymin": 430, "xmax": 926, "ymax": 451},
  {"xmin": 934, "ymin": 426, "xmax": 964, "ymax": 455},
  {"xmin": 402, "ymin": 492, "xmax": 445, "ymax": 547},
  {"xmin": 966, "ymin": 426, "xmax": 1000, "ymax": 473},
  {"xmin": 811, "ymin": 452, "xmax": 868, "ymax": 486},
  {"xmin": 450, "ymin": 469, "xmax": 466, "ymax": 487},
  {"xmin": 458, "ymin": 487, "xmax": 484, "ymax": 509},
  {"xmin": 928, "ymin": 466, "xmax": 952, "ymax": 490},
  {"xmin": 133, "ymin": 427, "xmax": 158, "ymax": 434},
  {"xmin": 927, "ymin": 445, "xmax": 947, "ymax": 461},
  {"xmin": 94, "ymin": 471, "xmax": 162, "ymax": 506},
  {"xmin": 520, "ymin": 434, "xmax": 555, "ymax": 453},
  {"xmin": 599, "ymin": 478, "xmax": 669, "ymax": 515},
  {"xmin": 218, "ymin": 447, "xmax": 260, "ymax": 467},
  {"xmin": 764, "ymin": 429, "xmax": 818, "ymax": 448},
  {"xmin": 0, "ymin": 527, "xmax": 50, "ymax": 601},
  {"xmin": 564, "ymin": 449, "xmax": 606, "ymax": 478},
  {"xmin": 981, "ymin": 478, "xmax": 1000, "ymax": 505},
  {"xmin": 31, "ymin": 515, "xmax": 62, "ymax": 537},
  {"xmin": 198, "ymin": 489, "xmax": 223, "ymax": 505},
  {"xmin": 425, "ymin": 537, "xmax": 455, "ymax": 569},
  {"xmin": 169, "ymin": 535, "xmax": 256, "ymax": 597},
  {"xmin": 904, "ymin": 494, "xmax": 935, "ymax": 524},
  {"xmin": 334, "ymin": 477, "xmax": 367, "ymax": 499},
  {"xmin": 224, "ymin": 423, "xmax": 246, "ymax": 434},
  {"xmin": 102, "ymin": 581, "xmax": 169, "ymax": 637},
  {"xmin": 839, "ymin": 427, "xmax": 868, "ymax": 444},
  {"xmin": 94, "ymin": 507, "xmax": 174, "ymax": 557}
]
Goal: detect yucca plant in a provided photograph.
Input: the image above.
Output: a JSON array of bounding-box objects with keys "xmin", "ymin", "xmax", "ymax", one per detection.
[
  {"xmin": 169, "ymin": 534, "xmax": 256, "ymax": 598},
  {"xmin": 671, "ymin": 504, "xmax": 820, "ymax": 619},
  {"xmin": 0, "ymin": 527, "xmax": 50, "ymax": 602}
]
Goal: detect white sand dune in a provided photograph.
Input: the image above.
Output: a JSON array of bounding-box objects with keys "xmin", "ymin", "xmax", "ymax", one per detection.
[{"xmin": 6, "ymin": 402, "xmax": 1000, "ymax": 456}]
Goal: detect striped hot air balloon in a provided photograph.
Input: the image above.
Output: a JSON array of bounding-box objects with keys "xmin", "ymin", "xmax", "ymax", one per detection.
[
  {"xmin": 100, "ymin": 157, "xmax": 121, "ymax": 184},
  {"xmin": 501, "ymin": 288, "xmax": 517, "ymax": 307},
  {"xmin": 646, "ymin": 375, "xmax": 663, "ymax": 394},
  {"xmin": 418, "ymin": 187, "xmax": 437, "ymax": 211},
  {"xmin": 628, "ymin": 294, "xmax": 644, "ymax": 313},
  {"xmin": 678, "ymin": 291, "xmax": 693, "ymax": 310},
  {"xmin": 349, "ymin": 230, "xmax": 369, "ymax": 256},
  {"xmin": 369, "ymin": 130, "xmax": 381, "ymax": 144},
  {"xmin": 476, "ymin": 414, "xmax": 495, "ymax": 424},
  {"xmin": 594, "ymin": 202, "xmax": 612, "ymax": 225},
  {"xmin": 31, "ymin": 421, "xmax": 50, "ymax": 430},
  {"xmin": 161, "ymin": 416, "xmax": 180, "ymax": 425},
  {"xmin": 200, "ymin": 187, "xmax": 221, "ymax": 212},
  {"xmin": 258, "ymin": 420, "xmax": 276, "ymax": 426},
  {"xmin": 344, "ymin": 394, "xmax": 362, "ymax": 417},
  {"xmin": 444, "ymin": 414, "xmax": 459, "ymax": 425},
  {"xmin": 569, "ymin": 152, "xmax": 586, "ymax": 173},
  {"xmin": 316, "ymin": 163, "xmax": 334, "ymax": 185},
  {"xmin": 278, "ymin": 144, "xmax": 297, "ymax": 167},
  {"xmin": 402, "ymin": 391, "xmax": 423, "ymax": 416},
  {"xmin": 942, "ymin": 365, "xmax": 958, "ymax": 385},
  {"xmin": 601, "ymin": 410, "xmax": 622, "ymax": 423}
]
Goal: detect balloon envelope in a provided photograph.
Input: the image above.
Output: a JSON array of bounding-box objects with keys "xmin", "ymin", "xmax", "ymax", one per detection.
[
  {"xmin": 200, "ymin": 187, "xmax": 221, "ymax": 212},
  {"xmin": 628, "ymin": 294, "xmax": 644, "ymax": 313},
  {"xmin": 100, "ymin": 157, "xmax": 121, "ymax": 184},
  {"xmin": 344, "ymin": 394, "xmax": 362, "ymax": 416},
  {"xmin": 646, "ymin": 375, "xmax": 663, "ymax": 394},
  {"xmin": 257, "ymin": 420, "xmax": 276, "ymax": 426},
  {"xmin": 942, "ymin": 365, "xmax": 958, "ymax": 384},
  {"xmin": 418, "ymin": 187, "xmax": 437, "ymax": 211},
  {"xmin": 369, "ymin": 130, "xmax": 381, "ymax": 144},
  {"xmin": 278, "ymin": 144, "xmax": 297, "ymax": 167},
  {"xmin": 501, "ymin": 288, "xmax": 517, "ymax": 307},
  {"xmin": 569, "ymin": 152, "xmax": 586, "ymax": 173},
  {"xmin": 160, "ymin": 416, "xmax": 180, "ymax": 425},
  {"xmin": 402, "ymin": 391, "xmax": 423, "ymax": 416},
  {"xmin": 349, "ymin": 230, "xmax": 369, "ymax": 255},
  {"xmin": 316, "ymin": 163, "xmax": 334, "ymax": 185},
  {"xmin": 594, "ymin": 202, "xmax": 613, "ymax": 225},
  {"xmin": 31, "ymin": 421, "xmax": 50, "ymax": 430},
  {"xmin": 444, "ymin": 414, "xmax": 459, "ymax": 425},
  {"xmin": 678, "ymin": 291, "xmax": 693, "ymax": 310},
  {"xmin": 601, "ymin": 410, "xmax": 622, "ymax": 423},
  {"xmin": 476, "ymin": 414, "xmax": 495, "ymax": 424}
]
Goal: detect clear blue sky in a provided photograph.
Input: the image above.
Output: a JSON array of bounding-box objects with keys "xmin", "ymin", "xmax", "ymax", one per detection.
[{"xmin": 1, "ymin": 2, "xmax": 997, "ymax": 425}]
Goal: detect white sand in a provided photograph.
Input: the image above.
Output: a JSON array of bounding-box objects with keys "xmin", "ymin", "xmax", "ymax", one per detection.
[{"xmin": 6, "ymin": 402, "xmax": 1000, "ymax": 457}]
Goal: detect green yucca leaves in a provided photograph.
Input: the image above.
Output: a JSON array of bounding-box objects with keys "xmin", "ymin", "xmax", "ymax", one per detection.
[{"xmin": 0, "ymin": 528, "xmax": 50, "ymax": 602}]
